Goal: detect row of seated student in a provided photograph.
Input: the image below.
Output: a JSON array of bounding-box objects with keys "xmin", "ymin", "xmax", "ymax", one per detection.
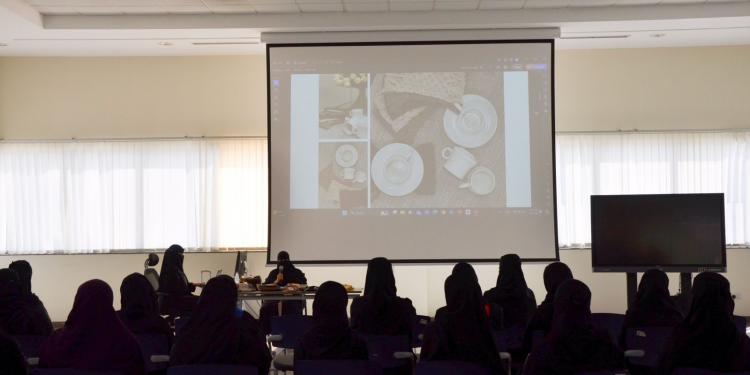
[{"xmin": 2, "ymin": 253, "xmax": 750, "ymax": 374}]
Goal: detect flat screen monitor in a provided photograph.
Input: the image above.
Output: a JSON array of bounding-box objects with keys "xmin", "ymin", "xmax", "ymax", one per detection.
[{"xmin": 591, "ymin": 193, "xmax": 726, "ymax": 272}]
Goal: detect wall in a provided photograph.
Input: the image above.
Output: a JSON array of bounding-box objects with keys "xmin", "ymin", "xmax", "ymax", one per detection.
[{"xmin": 2, "ymin": 45, "xmax": 750, "ymax": 321}]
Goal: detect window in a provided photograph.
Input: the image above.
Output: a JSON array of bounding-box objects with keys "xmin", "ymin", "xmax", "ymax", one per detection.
[
  {"xmin": 0, "ymin": 138, "xmax": 267, "ymax": 254},
  {"xmin": 556, "ymin": 131, "xmax": 750, "ymax": 247}
]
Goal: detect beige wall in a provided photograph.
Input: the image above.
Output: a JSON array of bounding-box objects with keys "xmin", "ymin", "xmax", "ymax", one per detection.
[
  {"xmin": 2, "ymin": 45, "xmax": 750, "ymax": 321},
  {"xmin": 0, "ymin": 56, "xmax": 267, "ymax": 139}
]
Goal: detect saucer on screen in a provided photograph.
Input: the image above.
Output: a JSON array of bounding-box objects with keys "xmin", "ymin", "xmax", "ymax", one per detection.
[
  {"xmin": 443, "ymin": 94, "xmax": 498, "ymax": 149},
  {"xmin": 371, "ymin": 143, "xmax": 424, "ymax": 197},
  {"xmin": 335, "ymin": 144, "xmax": 359, "ymax": 168}
]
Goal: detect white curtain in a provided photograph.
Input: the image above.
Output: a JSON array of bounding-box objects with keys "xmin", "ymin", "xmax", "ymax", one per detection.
[
  {"xmin": 0, "ymin": 138, "xmax": 267, "ymax": 254},
  {"xmin": 556, "ymin": 131, "xmax": 750, "ymax": 247}
]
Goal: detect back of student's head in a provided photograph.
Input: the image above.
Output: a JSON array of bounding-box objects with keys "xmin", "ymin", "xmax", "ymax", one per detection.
[
  {"xmin": 313, "ymin": 281, "xmax": 348, "ymax": 325},
  {"xmin": 8, "ymin": 260, "xmax": 32, "ymax": 294},
  {"xmin": 120, "ymin": 273, "xmax": 158, "ymax": 318}
]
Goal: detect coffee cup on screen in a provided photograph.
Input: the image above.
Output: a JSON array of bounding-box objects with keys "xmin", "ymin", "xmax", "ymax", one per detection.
[
  {"xmin": 343, "ymin": 167, "xmax": 356, "ymax": 180},
  {"xmin": 442, "ymin": 146, "xmax": 477, "ymax": 179},
  {"xmin": 459, "ymin": 166, "xmax": 496, "ymax": 195}
]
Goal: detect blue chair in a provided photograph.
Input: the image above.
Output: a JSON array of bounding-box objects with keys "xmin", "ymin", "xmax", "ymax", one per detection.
[
  {"xmin": 135, "ymin": 334, "xmax": 170, "ymax": 373},
  {"xmin": 415, "ymin": 361, "xmax": 492, "ymax": 375},
  {"xmin": 411, "ymin": 315, "xmax": 431, "ymax": 348},
  {"xmin": 733, "ymin": 316, "xmax": 747, "ymax": 335},
  {"xmin": 268, "ymin": 315, "xmax": 315, "ymax": 372},
  {"xmin": 295, "ymin": 360, "xmax": 378, "ymax": 375},
  {"xmin": 363, "ymin": 334, "xmax": 412, "ymax": 371},
  {"xmin": 13, "ymin": 335, "xmax": 48, "ymax": 359},
  {"xmin": 167, "ymin": 364, "xmax": 258, "ymax": 375},
  {"xmin": 31, "ymin": 370, "xmax": 120, "ymax": 375},
  {"xmin": 673, "ymin": 369, "xmax": 750, "ymax": 375},
  {"xmin": 591, "ymin": 313, "xmax": 625, "ymax": 346},
  {"xmin": 624, "ymin": 326, "xmax": 674, "ymax": 368}
]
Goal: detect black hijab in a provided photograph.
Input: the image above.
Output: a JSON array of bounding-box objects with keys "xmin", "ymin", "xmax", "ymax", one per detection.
[
  {"xmin": 159, "ymin": 244, "xmax": 191, "ymax": 295},
  {"xmin": 0, "ymin": 330, "xmax": 28, "ymax": 375},
  {"xmin": 542, "ymin": 262, "xmax": 573, "ymax": 305},
  {"xmin": 625, "ymin": 269, "xmax": 682, "ymax": 328},
  {"xmin": 8, "ymin": 260, "xmax": 32, "ymax": 295},
  {"xmin": 452, "ymin": 262, "xmax": 479, "ymax": 283},
  {"xmin": 296, "ymin": 281, "xmax": 368, "ymax": 361},
  {"xmin": 351, "ymin": 257, "xmax": 414, "ymax": 336},
  {"xmin": 660, "ymin": 272, "xmax": 750, "ymax": 372},
  {"xmin": 0, "ymin": 268, "xmax": 52, "ymax": 336},
  {"xmin": 118, "ymin": 273, "xmax": 171, "ymax": 336},
  {"xmin": 494, "ymin": 254, "xmax": 528, "ymax": 299},
  {"xmin": 422, "ymin": 274, "xmax": 504, "ymax": 373},
  {"xmin": 527, "ymin": 279, "xmax": 621, "ymax": 374},
  {"xmin": 171, "ymin": 275, "xmax": 270, "ymax": 371},
  {"xmin": 484, "ymin": 254, "xmax": 534, "ymax": 328}
]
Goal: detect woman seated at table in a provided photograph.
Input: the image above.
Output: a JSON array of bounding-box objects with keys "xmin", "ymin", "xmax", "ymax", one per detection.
[
  {"xmin": 350, "ymin": 257, "xmax": 416, "ymax": 337},
  {"xmin": 294, "ymin": 281, "xmax": 368, "ymax": 362},
  {"xmin": 171, "ymin": 275, "xmax": 271, "ymax": 375},
  {"xmin": 259, "ymin": 251, "xmax": 307, "ymax": 334},
  {"xmin": 158, "ymin": 244, "xmax": 202, "ymax": 316}
]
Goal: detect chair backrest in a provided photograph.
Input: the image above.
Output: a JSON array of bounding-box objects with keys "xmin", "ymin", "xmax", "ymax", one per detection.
[
  {"xmin": 363, "ymin": 334, "xmax": 411, "ymax": 370},
  {"xmin": 733, "ymin": 315, "xmax": 747, "ymax": 335},
  {"xmin": 591, "ymin": 313, "xmax": 625, "ymax": 345},
  {"xmin": 415, "ymin": 361, "xmax": 492, "ymax": 375},
  {"xmin": 166, "ymin": 364, "xmax": 258, "ymax": 375},
  {"xmin": 672, "ymin": 368, "xmax": 750, "ymax": 375},
  {"xmin": 31, "ymin": 370, "xmax": 120, "ymax": 375},
  {"xmin": 624, "ymin": 326, "xmax": 674, "ymax": 368},
  {"xmin": 269, "ymin": 315, "xmax": 315, "ymax": 349},
  {"xmin": 135, "ymin": 334, "xmax": 170, "ymax": 373},
  {"xmin": 492, "ymin": 326, "xmax": 525, "ymax": 352},
  {"xmin": 144, "ymin": 268, "xmax": 159, "ymax": 291},
  {"xmin": 13, "ymin": 335, "xmax": 48, "ymax": 358},
  {"xmin": 411, "ymin": 315, "xmax": 431, "ymax": 348},
  {"xmin": 295, "ymin": 360, "xmax": 378, "ymax": 375},
  {"xmin": 173, "ymin": 316, "xmax": 189, "ymax": 335}
]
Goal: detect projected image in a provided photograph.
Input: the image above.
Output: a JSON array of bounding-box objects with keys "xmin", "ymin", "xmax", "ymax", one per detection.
[
  {"xmin": 319, "ymin": 73, "xmax": 370, "ymax": 140},
  {"xmin": 369, "ymin": 72, "xmax": 509, "ymax": 208},
  {"xmin": 318, "ymin": 142, "xmax": 368, "ymax": 209}
]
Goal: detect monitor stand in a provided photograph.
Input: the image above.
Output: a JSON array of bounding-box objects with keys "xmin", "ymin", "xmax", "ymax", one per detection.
[{"xmin": 626, "ymin": 271, "xmax": 692, "ymax": 310}]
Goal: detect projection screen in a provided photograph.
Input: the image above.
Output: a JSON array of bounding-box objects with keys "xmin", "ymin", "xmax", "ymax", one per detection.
[{"xmin": 268, "ymin": 40, "xmax": 557, "ymax": 263}]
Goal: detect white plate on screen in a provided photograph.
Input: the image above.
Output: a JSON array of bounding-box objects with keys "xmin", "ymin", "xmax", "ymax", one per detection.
[
  {"xmin": 335, "ymin": 144, "xmax": 359, "ymax": 168},
  {"xmin": 443, "ymin": 94, "xmax": 498, "ymax": 149},
  {"xmin": 371, "ymin": 143, "xmax": 424, "ymax": 197}
]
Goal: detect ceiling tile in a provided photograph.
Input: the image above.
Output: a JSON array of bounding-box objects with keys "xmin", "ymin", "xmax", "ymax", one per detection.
[
  {"xmin": 295, "ymin": 0, "xmax": 342, "ymax": 3},
  {"xmin": 344, "ymin": 1, "xmax": 389, "ymax": 11},
  {"xmin": 659, "ymin": 0, "xmax": 705, "ymax": 3},
  {"xmin": 206, "ymin": 4, "xmax": 258, "ymax": 13},
  {"xmin": 33, "ymin": 6, "xmax": 84, "ymax": 14},
  {"xmin": 253, "ymin": 3, "xmax": 300, "ymax": 12},
  {"xmin": 569, "ymin": 0, "xmax": 615, "ymax": 6},
  {"xmin": 614, "ymin": 0, "xmax": 660, "ymax": 5},
  {"xmin": 524, "ymin": 0, "xmax": 570, "ymax": 8},
  {"xmin": 298, "ymin": 2, "xmax": 345, "ymax": 11},
  {"xmin": 388, "ymin": 0, "xmax": 433, "ymax": 11},
  {"xmin": 479, "ymin": 0, "xmax": 525, "ymax": 9},
  {"xmin": 434, "ymin": 0, "xmax": 479, "ymax": 9}
]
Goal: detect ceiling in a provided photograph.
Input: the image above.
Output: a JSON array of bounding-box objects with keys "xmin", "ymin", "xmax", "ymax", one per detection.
[
  {"xmin": 22, "ymin": 0, "xmax": 750, "ymax": 15},
  {"xmin": 1, "ymin": 0, "xmax": 750, "ymax": 55}
]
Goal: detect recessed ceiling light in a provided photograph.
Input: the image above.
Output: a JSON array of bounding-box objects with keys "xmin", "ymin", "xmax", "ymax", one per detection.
[
  {"xmin": 650, "ymin": 33, "xmax": 667, "ymax": 38},
  {"xmin": 157, "ymin": 41, "xmax": 173, "ymax": 46}
]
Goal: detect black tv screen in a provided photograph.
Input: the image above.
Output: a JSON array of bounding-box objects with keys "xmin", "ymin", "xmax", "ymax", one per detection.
[{"xmin": 591, "ymin": 193, "xmax": 726, "ymax": 272}]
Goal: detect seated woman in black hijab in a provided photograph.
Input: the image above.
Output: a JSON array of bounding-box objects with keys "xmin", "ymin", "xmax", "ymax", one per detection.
[
  {"xmin": 659, "ymin": 272, "xmax": 750, "ymax": 373},
  {"xmin": 621, "ymin": 269, "xmax": 682, "ymax": 337},
  {"xmin": 118, "ymin": 273, "xmax": 173, "ymax": 338},
  {"xmin": 523, "ymin": 262, "xmax": 573, "ymax": 353},
  {"xmin": 8, "ymin": 260, "xmax": 53, "ymax": 334},
  {"xmin": 434, "ymin": 262, "xmax": 501, "ymax": 326},
  {"xmin": 422, "ymin": 274, "xmax": 505, "ymax": 374},
  {"xmin": 0, "ymin": 268, "xmax": 53, "ymax": 336},
  {"xmin": 351, "ymin": 257, "xmax": 416, "ymax": 337},
  {"xmin": 294, "ymin": 281, "xmax": 368, "ymax": 362},
  {"xmin": 0, "ymin": 330, "xmax": 28, "ymax": 375},
  {"xmin": 483, "ymin": 254, "xmax": 537, "ymax": 329},
  {"xmin": 171, "ymin": 275, "xmax": 271, "ymax": 375},
  {"xmin": 524, "ymin": 279, "xmax": 622, "ymax": 375},
  {"xmin": 259, "ymin": 251, "xmax": 307, "ymax": 334},
  {"xmin": 158, "ymin": 244, "xmax": 201, "ymax": 316}
]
